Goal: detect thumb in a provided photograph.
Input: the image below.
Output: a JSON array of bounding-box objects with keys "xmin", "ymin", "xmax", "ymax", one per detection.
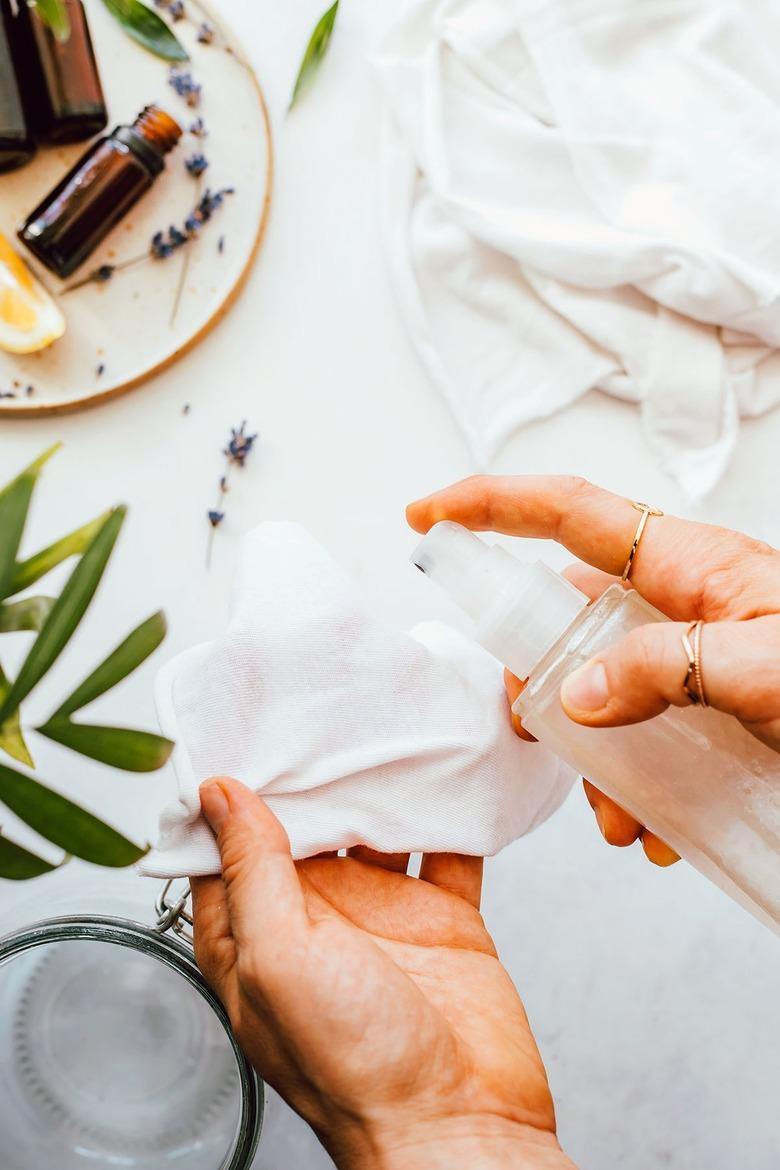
[
  {"xmin": 559, "ymin": 616, "xmax": 779, "ymax": 731},
  {"xmin": 200, "ymin": 777, "xmax": 307, "ymax": 952}
]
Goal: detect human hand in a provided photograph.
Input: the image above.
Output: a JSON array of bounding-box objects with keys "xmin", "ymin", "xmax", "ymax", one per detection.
[
  {"xmin": 407, "ymin": 475, "xmax": 780, "ymax": 864},
  {"xmin": 191, "ymin": 777, "xmax": 576, "ymax": 1170}
]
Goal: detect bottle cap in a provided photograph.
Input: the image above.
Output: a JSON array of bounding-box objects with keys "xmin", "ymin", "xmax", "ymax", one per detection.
[
  {"xmin": 412, "ymin": 521, "xmax": 587, "ymax": 678},
  {"xmin": 133, "ymin": 105, "xmax": 182, "ymax": 154}
]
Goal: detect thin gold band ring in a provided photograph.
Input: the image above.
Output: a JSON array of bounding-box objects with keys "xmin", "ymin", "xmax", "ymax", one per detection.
[
  {"xmin": 622, "ymin": 501, "xmax": 664, "ymax": 582},
  {"xmin": 681, "ymin": 619, "xmax": 708, "ymax": 706}
]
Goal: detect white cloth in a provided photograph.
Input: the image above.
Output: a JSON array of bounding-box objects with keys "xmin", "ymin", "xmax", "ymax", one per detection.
[
  {"xmin": 139, "ymin": 523, "xmax": 574, "ymax": 878},
  {"xmin": 374, "ymin": 0, "xmax": 780, "ymax": 497}
]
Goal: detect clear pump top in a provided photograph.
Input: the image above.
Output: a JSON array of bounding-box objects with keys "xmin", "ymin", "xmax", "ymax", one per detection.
[{"xmin": 412, "ymin": 521, "xmax": 588, "ymax": 679}]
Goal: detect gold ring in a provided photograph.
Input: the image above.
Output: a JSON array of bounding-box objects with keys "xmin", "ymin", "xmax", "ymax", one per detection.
[
  {"xmin": 621, "ymin": 501, "xmax": 663, "ymax": 582},
  {"xmin": 681, "ymin": 619, "xmax": 708, "ymax": 706}
]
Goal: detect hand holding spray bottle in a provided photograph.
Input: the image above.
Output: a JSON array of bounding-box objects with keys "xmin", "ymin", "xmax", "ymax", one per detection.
[{"xmin": 411, "ymin": 515, "xmax": 780, "ymax": 934}]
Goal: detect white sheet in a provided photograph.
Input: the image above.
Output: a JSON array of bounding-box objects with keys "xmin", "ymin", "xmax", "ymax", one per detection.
[{"xmin": 374, "ymin": 0, "xmax": 780, "ymax": 496}]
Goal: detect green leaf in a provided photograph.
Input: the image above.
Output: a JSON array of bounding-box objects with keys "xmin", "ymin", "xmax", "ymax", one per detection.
[
  {"xmin": 0, "ymin": 763, "xmax": 146, "ymax": 866},
  {"xmin": 0, "ymin": 508, "xmax": 125, "ymax": 727},
  {"xmin": 37, "ymin": 719, "xmax": 173, "ymax": 772},
  {"xmin": 0, "ymin": 834, "xmax": 57, "ymax": 880},
  {"xmin": 0, "ymin": 596, "xmax": 55, "ymax": 633},
  {"xmin": 289, "ymin": 1, "xmax": 339, "ymax": 110},
  {"xmin": 0, "ymin": 714, "xmax": 33, "ymax": 767},
  {"xmin": 9, "ymin": 510, "xmax": 111, "ymax": 597},
  {"xmin": 0, "ymin": 445, "xmax": 60, "ymax": 601},
  {"xmin": 0, "ymin": 665, "xmax": 32, "ymax": 768},
  {"xmin": 50, "ymin": 611, "xmax": 167, "ymax": 719},
  {"xmin": 35, "ymin": 611, "xmax": 171, "ymax": 772},
  {"xmin": 35, "ymin": 611, "xmax": 171, "ymax": 771},
  {"xmin": 30, "ymin": 0, "xmax": 71, "ymax": 42},
  {"xmin": 100, "ymin": 0, "xmax": 189, "ymax": 62}
]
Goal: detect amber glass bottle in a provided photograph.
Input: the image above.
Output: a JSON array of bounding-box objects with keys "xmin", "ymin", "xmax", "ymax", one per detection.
[
  {"xmin": 22, "ymin": 0, "xmax": 107, "ymax": 143},
  {"xmin": 0, "ymin": 0, "xmax": 36, "ymax": 171},
  {"xmin": 18, "ymin": 105, "xmax": 182, "ymax": 279}
]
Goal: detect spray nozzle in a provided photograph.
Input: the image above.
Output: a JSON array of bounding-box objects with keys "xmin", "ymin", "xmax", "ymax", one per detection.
[{"xmin": 411, "ymin": 521, "xmax": 588, "ymax": 678}]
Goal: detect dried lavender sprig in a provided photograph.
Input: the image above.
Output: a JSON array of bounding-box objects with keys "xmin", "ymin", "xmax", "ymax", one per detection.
[
  {"xmin": 151, "ymin": 226, "xmax": 188, "ymax": 259},
  {"xmin": 169, "ymin": 67, "xmax": 201, "ymax": 107},
  {"xmin": 151, "ymin": 188, "xmax": 235, "ymax": 262},
  {"xmin": 155, "ymin": 0, "xmax": 215, "ymax": 43},
  {"xmin": 185, "ymin": 152, "xmax": 209, "ymax": 178},
  {"xmin": 1, "ymin": 381, "xmax": 35, "ymax": 400},
  {"xmin": 206, "ymin": 421, "xmax": 257, "ymax": 568},
  {"xmin": 225, "ymin": 421, "xmax": 257, "ymax": 466},
  {"xmin": 61, "ymin": 254, "xmax": 147, "ymax": 293},
  {"xmin": 185, "ymin": 186, "xmax": 234, "ymax": 234},
  {"xmin": 64, "ymin": 187, "xmax": 235, "ymax": 292}
]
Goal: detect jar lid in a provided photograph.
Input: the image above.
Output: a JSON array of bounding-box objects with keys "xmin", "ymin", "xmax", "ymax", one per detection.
[{"xmin": 0, "ymin": 912, "xmax": 263, "ymax": 1169}]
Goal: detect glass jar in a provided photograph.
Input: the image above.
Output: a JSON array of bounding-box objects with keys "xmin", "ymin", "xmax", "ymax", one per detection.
[{"xmin": 0, "ymin": 875, "xmax": 263, "ymax": 1169}]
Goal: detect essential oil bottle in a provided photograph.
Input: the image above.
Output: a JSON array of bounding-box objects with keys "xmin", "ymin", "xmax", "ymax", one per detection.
[
  {"xmin": 413, "ymin": 521, "xmax": 780, "ymax": 934},
  {"xmin": 0, "ymin": 0, "xmax": 36, "ymax": 172},
  {"xmin": 18, "ymin": 105, "xmax": 182, "ymax": 278},
  {"xmin": 21, "ymin": 0, "xmax": 107, "ymax": 143}
]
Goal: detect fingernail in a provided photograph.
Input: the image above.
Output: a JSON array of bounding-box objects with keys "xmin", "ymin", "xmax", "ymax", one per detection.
[
  {"xmin": 200, "ymin": 780, "xmax": 229, "ymax": 831},
  {"xmin": 561, "ymin": 661, "xmax": 609, "ymax": 713},
  {"xmin": 642, "ymin": 832, "xmax": 680, "ymax": 868},
  {"xmin": 582, "ymin": 779, "xmax": 597, "ymax": 810}
]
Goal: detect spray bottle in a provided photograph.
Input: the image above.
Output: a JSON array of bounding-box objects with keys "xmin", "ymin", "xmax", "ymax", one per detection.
[{"xmin": 412, "ymin": 521, "xmax": 780, "ymax": 933}]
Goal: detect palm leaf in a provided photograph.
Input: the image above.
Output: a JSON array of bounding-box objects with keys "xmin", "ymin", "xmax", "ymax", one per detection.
[
  {"xmin": 49, "ymin": 611, "xmax": 166, "ymax": 718},
  {"xmin": 289, "ymin": 2, "xmax": 339, "ymax": 110},
  {"xmin": 0, "ymin": 596, "xmax": 55, "ymax": 633},
  {"xmin": 0, "ymin": 665, "xmax": 32, "ymax": 768},
  {"xmin": 8, "ymin": 510, "xmax": 111, "ymax": 597},
  {"xmin": 100, "ymin": 0, "xmax": 188, "ymax": 62},
  {"xmin": 0, "ymin": 714, "xmax": 33, "ymax": 767},
  {"xmin": 0, "ymin": 763, "xmax": 146, "ymax": 865},
  {"xmin": 0, "ymin": 508, "xmax": 125, "ymax": 727},
  {"xmin": 36, "ymin": 611, "xmax": 172, "ymax": 771},
  {"xmin": 0, "ymin": 834, "xmax": 57, "ymax": 879},
  {"xmin": 0, "ymin": 445, "xmax": 59, "ymax": 600},
  {"xmin": 37, "ymin": 720, "xmax": 173, "ymax": 772}
]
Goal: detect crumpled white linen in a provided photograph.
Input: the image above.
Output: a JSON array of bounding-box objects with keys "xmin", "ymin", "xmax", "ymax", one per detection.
[
  {"xmin": 139, "ymin": 523, "xmax": 574, "ymax": 878},
  {"xmin": 374, "ymin": 0, "xmax": 780, "ymax": 497}
]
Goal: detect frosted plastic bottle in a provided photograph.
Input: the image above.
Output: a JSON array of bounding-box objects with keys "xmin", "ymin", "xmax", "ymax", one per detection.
[{"xmin": 412, "ymin": 522, "xmax": 780, "ymax": 933}]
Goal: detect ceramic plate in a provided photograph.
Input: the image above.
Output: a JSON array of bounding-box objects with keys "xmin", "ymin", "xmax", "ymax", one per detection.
[{"xmin": 0, "ymin": 0, "xmax": 272, "ymax": 415}]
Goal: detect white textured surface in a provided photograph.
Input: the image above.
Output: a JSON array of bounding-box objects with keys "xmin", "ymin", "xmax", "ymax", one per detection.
[{"xmin": 0, "ymin": 2, "xmax": 778, "ymax": 1168}]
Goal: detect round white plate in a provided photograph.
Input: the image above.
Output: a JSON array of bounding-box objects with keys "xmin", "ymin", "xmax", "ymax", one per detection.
[{"xmin": 0, "ymin": 0, "xmax": 272, "ymax": 415}]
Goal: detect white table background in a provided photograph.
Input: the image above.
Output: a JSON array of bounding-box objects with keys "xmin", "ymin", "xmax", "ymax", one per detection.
[{"xmin": 1, "ymin": 2, "xmax": 779, "ymax": 1167}]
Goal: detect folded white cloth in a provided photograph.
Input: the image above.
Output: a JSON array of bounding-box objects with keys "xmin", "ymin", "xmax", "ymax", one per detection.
[
  {"xmin": 374, "ymin": 0, "xmax": 780, "ymax": 496},
  {"xmin": 140, "ymin": 523, "xmax": 574, "ymax": 877}
]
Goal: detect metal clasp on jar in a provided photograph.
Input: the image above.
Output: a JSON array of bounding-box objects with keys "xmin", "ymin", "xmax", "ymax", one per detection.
[{"xmin": 154, "ymin": 879, "xmax": 194, "ymax": 944}]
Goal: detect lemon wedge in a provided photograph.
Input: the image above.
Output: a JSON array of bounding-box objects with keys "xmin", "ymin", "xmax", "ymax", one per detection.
[{"xmin": 0, "ymin": 231, "xmax": 65, "ymax": 354}]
